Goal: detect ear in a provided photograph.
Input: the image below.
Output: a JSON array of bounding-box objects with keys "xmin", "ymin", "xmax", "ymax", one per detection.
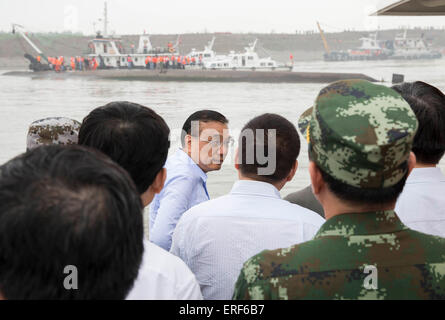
[
  {"xmin": 234, "ymin": 147, "xmax": 240, "ymax": 170},
  {"xmin": 309, "ymin": 161, "xmax": 324, "ymax": 196},
  {"xmin": 407, "ymin": 152, "xmax": 416, "ymax": 176},
  {"xmin": 184, "ymin": 135, "xmax": 192, "ymax": 153},
  {"xmin": 151, "ymin": 168, "xmax": 167, "ymax": 194},
  {"xmin": 286, "ymin": 160, "xmax": 298, "ymax": 182}
]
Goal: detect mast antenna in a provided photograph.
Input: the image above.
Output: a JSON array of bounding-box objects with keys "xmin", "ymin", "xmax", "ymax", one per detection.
[{"xmin": 103, "ymin": 2, "xmax": 108, "ymax": 37}]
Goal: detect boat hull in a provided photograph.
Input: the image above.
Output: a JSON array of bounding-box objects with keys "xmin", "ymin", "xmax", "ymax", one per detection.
[{"xmin": 2, "ymin": 69, "xmax": 378, "ymax": 83}]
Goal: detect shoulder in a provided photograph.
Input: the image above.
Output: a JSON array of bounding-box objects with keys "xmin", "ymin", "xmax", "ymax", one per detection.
[
  {"xmin": 284, "ymin": 186, "xmax": 314, "ymax": 202},
  {"xmin": 403, "ymin": 228, "xmax": 445, "ymax": 257},
  {"xmin": 128, "ymin": 241, "xmax": 200, "ymax": 299},
  {"xmin": 279, "ymin": 200, "xmax": 325, "ymax": 226},
  {"xmin": 163, "ymin": 170, "xmax": 202, "ymax": 190},
  {"xmin": 177, "ymin": 195, "xmax": 230, "ymax": 224},
  {"xmin": 143, "ymin": 241, "xmax": 191, "ymax": 272},
  {"xmin": 240, "ymin": 235, "xmax": 345, "ymax": 283}
]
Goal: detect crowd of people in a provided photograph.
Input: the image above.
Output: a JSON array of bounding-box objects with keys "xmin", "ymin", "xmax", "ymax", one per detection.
[
  {"xmin": 0, "ymin": 79, "xmax": 444, "ymax": 300},
  {"xmin": 37, "ymin": 54, "xmax": 199, "ymax": 72}
]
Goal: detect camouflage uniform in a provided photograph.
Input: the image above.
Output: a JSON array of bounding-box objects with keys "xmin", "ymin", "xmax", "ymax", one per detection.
[
  {"xmin": 27, "ymin": 117, "xmax": 81, "ymax": 151},
  {"xmin": 233, "ymin": 80, "xmax": 445, "ymax": 300}
]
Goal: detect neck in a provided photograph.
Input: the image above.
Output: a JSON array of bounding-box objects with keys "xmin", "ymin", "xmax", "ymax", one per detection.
[
  {"xmin": 415, "ymin": 162, "xmax": 436, "ymax": 169},
  {"xmin": 319, "ymin": 191, "xmax": 395, "ymax": 220},
  {"xmin": 238, "ymin": 174, "xmax": 284, "ymax": 190},
  {"xmin": 183, "ymin": 148, "xmax": 208, "ymax": 173}
]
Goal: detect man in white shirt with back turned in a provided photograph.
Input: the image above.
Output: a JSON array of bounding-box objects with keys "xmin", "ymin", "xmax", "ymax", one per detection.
[
  {"xmin": 170, "ymin": 113, "xmax": 324, "ymax": 300},
  {"xmin": 393, "ymin": 81, "xmax": 445, "ymax": 238},
  {"xmin": 79, "ymin": 101, "xmax": 202, "ymax": 300}
]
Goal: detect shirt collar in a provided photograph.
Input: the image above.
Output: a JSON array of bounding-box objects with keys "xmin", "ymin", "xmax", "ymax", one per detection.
[
  {"xmin": 175, "ymin": 148, "xmax": 207, "ymax": 183},
  {"xmin": 406, "ymin": 167, "xmax": 445, "ymax": 183},
  {"xmin": 230, "ymin": 180, "xmax": 281, "ymax": 199},
  {"xmin": 314, "ymin": 210, "xmax": 408, "ymax": 239}
]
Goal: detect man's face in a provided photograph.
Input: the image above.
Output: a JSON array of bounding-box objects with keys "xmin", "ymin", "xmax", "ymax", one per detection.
[{"xmin": 189, "ymin": 121, "xmax": 232, "ymax": 173}]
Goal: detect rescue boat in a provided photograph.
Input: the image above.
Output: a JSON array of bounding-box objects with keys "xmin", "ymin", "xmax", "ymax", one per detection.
[{"xmin": 202, "ymin": 39, "xmax": 280, "ymax": 70}]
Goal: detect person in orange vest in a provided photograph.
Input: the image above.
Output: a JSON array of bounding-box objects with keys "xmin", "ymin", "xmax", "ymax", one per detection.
[
  {"xmin": 70, "ymin": 57, "xmax": 76, "ymax": 70},
  {"xmin": 152, "ymin": 56, "xmax": 158, "ymax": 69},
  {"xmin": 54, "ymin": 58, "xmax": 61, "ymax": 72},
  {"xmin": 127, "ymin": 55, "xmax": 133, "ymax": 69},
  {"xmin": 92, "ymin": 57, "xmax": 98, "ymax": 70},
  {"xmin": 191, "ymin": 57, "xmax": 196, "ymax": 66},
  {"xmin": 59, "ymin": 56, "xmax": 65, "ymax": 71},
  {"xmin": 182, "ymin": 57, "xmax": 187, "ymax": 69},
  {"xmin": 36, "ymin": 55, "xmax": 41, "ymax": 63},
  {"xmin": 187, "ymin": 56, "xmax": 191, "ymax": 65},
  {"xmin": 145, "ymin": 56, "xmax": 150, "ymax": 69}
]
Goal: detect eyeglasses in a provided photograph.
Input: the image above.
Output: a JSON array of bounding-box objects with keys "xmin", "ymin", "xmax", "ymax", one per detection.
[{"xmin": 199, "ymin": 136, "xmax": 234, "ymax": 149}]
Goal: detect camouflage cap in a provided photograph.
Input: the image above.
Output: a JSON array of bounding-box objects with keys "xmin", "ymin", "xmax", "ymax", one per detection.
[
  {"xmin": 299, "ymin": 79, "xmax": 418, "ymax": 188},
  {"xmin": 27, "ymin": 117, "xmax": 81, "ymax": 151}
]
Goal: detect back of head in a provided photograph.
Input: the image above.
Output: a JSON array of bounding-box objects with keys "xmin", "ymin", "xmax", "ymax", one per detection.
[
  {"xmin": 238, "ymin": 113, "xmax": 300, "ymax": 184},
  {"xmin": 181, "ymin": 110, "xmax": 229, "ymax": 146},
  {"xmin": 0, "ymin": 145, "xmax": 144, "ymax": 299},
  {"xmin": 27, "ymin": 117, "xmax": 81, "ymax": 151},
  {"xmin": 392, "ymin": 81, "xmax": 445, "ymax": 165},
  {"xmin": 299, "ymin": 80, "xmax": 418, "ymax": 207},
  {"xmin": 78, "ymin": 101, "xmax": 170, "ymax": 194}
]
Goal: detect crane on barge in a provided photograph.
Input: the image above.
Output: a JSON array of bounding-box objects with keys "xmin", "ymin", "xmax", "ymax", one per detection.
[{"xmin": 12, "ymin": 23, "xmax": 52, "ymax": 71}]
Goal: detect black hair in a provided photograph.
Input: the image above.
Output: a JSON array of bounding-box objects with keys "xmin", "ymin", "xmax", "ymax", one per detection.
[
  {"xmin": 181, "ymin": 110, "xmax": 228, "ymax": 147},
  {"xmin": 392, "ymin": 81, "xmax": 445, "ymax": 165},
  {"xmin": 319, "ymin": 162, "xmax": 409, "ymax": 207},
  {"xmin": 78, "ymin": 101, "xmax": 170, "ymax": 194},
  {"xmin": 238, "ymin": 113, "xmax": 300, "ymax": 183},
  {"xmin": 0, "ymin": 145, "xmax": 144, "ymax": 300}
]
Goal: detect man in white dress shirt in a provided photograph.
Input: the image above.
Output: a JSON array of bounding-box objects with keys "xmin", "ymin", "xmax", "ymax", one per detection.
[
  {"xmin": 79, "ymin": 101, "xmax": 203, "ymax": 300},
  {"xmin": 393, "ymin": 81, "xmax": 445, "ymax": 237},
  {"xmin": 170, "ymin": 113, "xmax": 324, "ymax": 300}
]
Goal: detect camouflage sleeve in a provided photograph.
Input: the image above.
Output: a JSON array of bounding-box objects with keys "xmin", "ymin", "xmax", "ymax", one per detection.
[{"xmin": 232, "ymin": 266, "xmax": 251, "ymax": 300}]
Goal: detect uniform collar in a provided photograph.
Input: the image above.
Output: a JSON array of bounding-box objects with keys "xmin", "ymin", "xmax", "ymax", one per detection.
[
  {"xmin": 230, "ymin": 180, "xmax": 281, "ymax": 199},
  {"xmin": 176, "ymin": 148, "xmax": 207, "ymax": 183},
  {"xmin": 314, "ymin": 210, "xmax": 407, "ymax": 239},
  {"xmin": 406, "ymin": 167, "xmax": 445, "ymax": 184}
]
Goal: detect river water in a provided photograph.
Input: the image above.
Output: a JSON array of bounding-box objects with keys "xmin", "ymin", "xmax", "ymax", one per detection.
[{"xmin": 1, "ymin": 58, "xmax": 444, "ymax": 198}]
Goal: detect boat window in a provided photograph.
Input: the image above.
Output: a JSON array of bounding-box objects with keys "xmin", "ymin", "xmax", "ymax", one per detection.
[
  {"xmin": 248, "ymin": 56, "xmax": 254, "ymax": 60},
  {"xmin": 135, "ymin": 58, "xmax": 138, "ymax": 62},
  {"xmin": 233, "ymin": 56, "xmax": 238, "ymax": 60},
  {"xmin": 260, "ymin": 63, "xmax": 265, "ymax": 66},
  {"xmin": 204, "ymin": 54, "xmax": 211, "ymax": 58},
  {"xmin": 107, "ymin": 58, "xmax": 110, "ymax": 62},
  {"xmin": 224, "ymin": 63, "xmax": 229, "ymax": 67},
  {"xmin": 211, "ymin": 63, "xmax": 216, "ymax": 67},
  {"xmin": 122, "ymin": 58, "xmax": 125, "ymax": 62},
  {"xmin": 268, "ymin": 63, "xmax": 273, "ymax": 66},
  {"xmin": 103, "ymin": 44, "xmax": 107, "ymax": 53}
]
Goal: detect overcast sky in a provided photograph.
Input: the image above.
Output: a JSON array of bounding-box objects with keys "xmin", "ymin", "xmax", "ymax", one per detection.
[{"xmin": 1, "ymin": 0, "xmax": 445, "ymax": 35}]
